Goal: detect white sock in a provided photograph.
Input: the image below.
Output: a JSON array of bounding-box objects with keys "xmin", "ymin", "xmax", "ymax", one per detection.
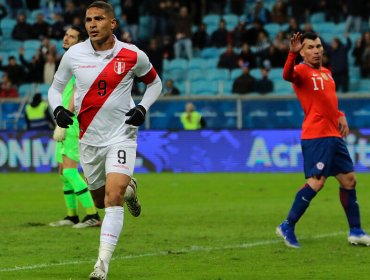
[{"xmin": 96, "ymin": 206, "xmax": 124, "ymax": 274}]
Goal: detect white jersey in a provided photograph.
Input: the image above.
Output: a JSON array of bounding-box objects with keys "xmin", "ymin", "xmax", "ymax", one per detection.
[{"xmin": 49, "ymin": 38, "xmax": 160, "ymax": 146}]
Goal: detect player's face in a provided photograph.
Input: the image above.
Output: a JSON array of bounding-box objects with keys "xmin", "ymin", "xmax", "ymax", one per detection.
[
  {"xmin": 85, "ymin": 7, "xmax": 116, "ymax": 47},
  {"xmin": 63, "ymin": 28, "xmax": 80, "ymax": 50},
  {"xmin": 300, "ymin": 38, "xmax": 323, "ymax": 68}
]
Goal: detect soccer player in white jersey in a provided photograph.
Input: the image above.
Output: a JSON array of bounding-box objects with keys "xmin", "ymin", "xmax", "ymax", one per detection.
[{"xmin": 48, "ymin": 1, "xmax": 162, "ymax": 279}]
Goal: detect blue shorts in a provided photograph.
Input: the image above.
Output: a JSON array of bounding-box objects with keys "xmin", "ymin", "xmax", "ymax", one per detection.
[{"xmin": 301, "ymin": 137, "xmax": 353, "ymax": 179}]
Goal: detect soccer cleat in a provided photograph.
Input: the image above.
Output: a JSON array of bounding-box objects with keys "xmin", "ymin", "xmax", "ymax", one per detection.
[
  {"xmin": 90, "ymin": 258, "xmax": 106, "ymax": 280},
  {"xmin": 72, "ymin": 213, "xmax": 101, "ymax": 229},
  {"xmin": 124, "ymin": 177, "xmax": 141, "ymax": 217},
  {"xmin": 348, "ymin": 228, "xmax": 370, "ymax": 246},
  {"xmin": 276, "ymin": 220, "xmax": 300, "ymax": 248},
  {"xmin": 49, "ymin": 216, "xmax": 79, "ymax": 227}
]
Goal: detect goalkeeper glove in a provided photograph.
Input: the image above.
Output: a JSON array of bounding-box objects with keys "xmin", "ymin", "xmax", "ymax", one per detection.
[
  {"xmin": 53, "ymin": 125, "xmax": 66, "ymax": 142},
  {"xmin": 125, "ymin": 105, "xmax": 146, "ymax": 126},
  {"xmin": 53, "ymin": 106, "xmax": 74, "ymax": 128}
]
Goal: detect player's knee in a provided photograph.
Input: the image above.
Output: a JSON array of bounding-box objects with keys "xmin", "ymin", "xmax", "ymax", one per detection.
[{"xmin": 105, "ymin": 187, "xmax": 126, "ymax": 207}]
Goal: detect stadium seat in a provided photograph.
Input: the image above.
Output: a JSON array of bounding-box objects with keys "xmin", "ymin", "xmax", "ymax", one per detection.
[
  {"xmin": 206, "ymin": 68, "xmax": 230, "ymax": 81},
  {"xmin": 200, "ymin": 47, "xmax": 220, "ymax": 59},
  {"xmin": 203, "ymin": 14, "xmax": 221, "ymax": 27},
  {"xmin": 230, "ymin": 68, "xmax": 242, "ymax": 80},
  {"xmin": 220, "ymin": 80, "xmax": 233, "ymax": 95},
  {"xmin": 222, "ymin": 14, "xmax": 239, "ymax": 30},
  {"xmin": 264, "ymin": 23, "xmax": 281, "ymax": 38},
  {"xmin": 355, "ymin": 79, "xmax": 370, "ymax": 94},
  {"xmin": 138, "ymin": 16, "xmax": 151, "ymax": 41},
  {"xmin": 168, "ymin": 58, "xmax": 188, "ymax": 71},
  {"xmin": 268, "ymin": 68, "xmax": 283, "ymax": 81},
  {"xmin": 313, "ymin": 22, "xmax": 336, "ymax": 34},
  {"xmin": 190, "ymin": 80, "xmax": 219, "ymax": 95},
  {"xmin": 250, "ymin": 68, "xmax": 262, "ymax": 79},
  {"xmin": 274, "ymin": 80, "xmax": 293, "ymax": 95},
  {"xmin": 163, "ymin": 59, "xmax": 171, "ymax": 72},
  {"xmin": 310, "ymin": 12, "xmax": 325, "ymax": 23},
  {"xmin": 206, "ymin": 57, "xmax": 219, "ymax": 68},
  {"xmin": 187, "ymin": 58, "xmax": 207, "ymax": 71},
  {"xmin": 36, "ymin": 83, "xmax": 51, "ymax": 98},
  {"xmin": 18, "ymin": 83, "xmax": 36, "ymax": 98},
  {"xmin": 23, "ymin": 40, "xmax": 41, "ymax": 51},
  {"xmin": 188, "ymin": 69, "xmax": 205, "ymax": 82}
]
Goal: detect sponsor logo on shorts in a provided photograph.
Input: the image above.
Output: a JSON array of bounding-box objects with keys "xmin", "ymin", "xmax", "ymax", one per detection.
[
  {"xmin": 113, "ymin": 164, "xmax": 129, "ymax": 169},
  {"xmin": 316, "ymin": 162, "xmax": 324, "ymax": 170}
]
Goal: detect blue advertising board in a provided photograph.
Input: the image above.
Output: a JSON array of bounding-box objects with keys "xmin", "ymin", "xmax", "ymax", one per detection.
[{"xmin": 1, "ymin": 129, "xmax": 370, "ymax": 173}]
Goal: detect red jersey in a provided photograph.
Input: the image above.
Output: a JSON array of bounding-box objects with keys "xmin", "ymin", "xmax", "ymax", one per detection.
[{"xmin": 283, "ymin": 52, "xmax": 344, "ymax": 139}]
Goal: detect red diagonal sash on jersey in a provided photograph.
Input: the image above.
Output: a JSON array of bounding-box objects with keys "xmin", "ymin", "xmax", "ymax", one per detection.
[{"xmin": 78, "ymin": 48, "xmax": 137, "ymax": 139}]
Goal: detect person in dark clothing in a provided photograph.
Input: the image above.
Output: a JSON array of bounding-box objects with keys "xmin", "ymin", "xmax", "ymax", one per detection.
[
  {"xmin": 238, "ymin": 42, "xmax": 257, "ymax": 68},
  {"xmin": 0, "ymin": 55, "xmax": 26, "ymax": 86},
  {"xmin": 192, "ymin": 23, "xmax": 209, "ymax": 55},
  {"xmin": 255, "ymin": 67, "xmax": 274, "ymax": 94},
  {"xmin": 232, "ymin": 62, "xmax": 256, "ymax": 94},
  {"xmin": 324, "ymin": 35, "xmax": 352, "ymax": 93},
  {"xmin": 19, "ymin": 47, "xmax": 45, "ymax": 83},
  {"xmin": 31, "ymin": 13, "xmax": 50, "ymax": 39},
  {"xmin": 11, "ymin": 13, "xmax": 33, "ymax": 41},
  {"xmin": 0, "ymin": 4, "xmax": 8, "ymax": 39},
  {"xmin": 211, "ymin": 19, "xmax": 229, "ymax": 48},
  {"xmin": 163, "ymin": 79, "xmax": 180, "ymax": 96},
  {"xmin": 25, "ymin": 93, "xmax": 55, "ymax": 130},
  {"xmin": 50, "ymin": 12, "xmax": 67, "ymax": 40},
  {"xmin": 146, "ymin": 38, "xmax": 164, "ymax": 78},
  {"xmin": 173, "ymin": 6, "xmax": 193, "ymax": 59},
  {"xmin": 218, "ymin": 44, "xmax": 239, "ymax": 70}
]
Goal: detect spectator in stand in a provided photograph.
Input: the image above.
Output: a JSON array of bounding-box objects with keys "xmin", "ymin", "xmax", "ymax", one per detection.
[
  {"xmin": 50, "ymin": 12, "xmax": 67, "ymax": 40},
  {"xmin": 63, "ymin": 0, "xmax": 80, "ymax": 26},
  {"xmin": 238, "ymin": 42, "xmax": 257, "ymax": 69},
  {"xmin": 344, "ymin": 0, "xmax": 363, "ymax": 33},
  {"xmin": 7, "ymin": 0, "xmax": 24, "ymax": 18},
  {"xmin": 31, "ymin": 13, "xmax": 50, "ymax": 40},
  {"xmin": 0, "ymin": 73, "xmax": 19, "ymax": 98},
  {"xmin": 163, "ymin": 79, "xmax": 180, "ymax": 96},
  {"xmin": 273, "ymin": 31, "xmax": 290, "ymax": 58},
  {"xmin": 218, "ymin": 44, "xmax": 239, "ymax": 70},
  {"xmin": 230, "ymin": 0, "xmax": 245, "ymax": 15},
  {"xmin": 230, "ymin": 21, "xmax": 246, "ymax": 48},
  {"xmin": 19, "ymin": 47, "xmax": 44, "ymax": 83},
  {"xmin": 210, "ymin": 19, "xmax": 229, "ymax": 48},
  {"xmin": 206, "ymin": 0, "xmax": 226, "ymax": 14},
  {"xmin": 301, "ymin": 22, "xmax": 315, "ymax": 34},
  {"xmin": 0, "ymin": 56, "xmax": 25, "ymax": 86},
  {"xmin": 324, "ymin": 34, "xmax": 352, "ymax": 93},
  {"xmin": 192, "ymin": 23, "xmax": 209, "ymax": 56},
  {"xmin": 361, "ymin": 44, "xmax": 370, "ymax": 79},
  {"xmin": 285, "ymin": 17, "xmax": 301, "ymax": 37},
  {"xmin": 43, "ymin": 53, "xmax": 57, "ymax": 84},
  {"xmin": 287, "ymin": 0, "xmax": 312, "ymax": 24},
  {"xmin": 255, "ymin": 67, "xmax": 274, "ymax": 94},
  {"xmin": 25, "ymin": 93, "xmax": 54, "ymax": 130},
  {"xmin": 265, "ymin": 45, "xmax": 285, "ymax": 67},
  {"xmin": 232, "ymin": 62, "xmax": 256, "ymax": 94},
  {"xmin": 11, "ymin": 13, "xmax": 33, "ymax": 41},
  {"xmin": 121, "ymin": 0, "xmax": 141, "ymax": 43},
  {"xmin": 146, "ymin": 38, "xmax": 164, "ymax": 78},
  {"xmin": 247, "ymin": 0, "xmax": 271, "ymax": 24},
  {"xmin": 243, "ymin": 19, "xmax": 266, "ymax": 46},
  {"xmin": 0, "ymin": 4, "xmax": 8, "ymax": 42},
  {"xmin": 254, "ymin": 31, "xmax": 271, "ymax": 65},
  {"xmin": 352, "ymin": 32, "xmax": 370, "ymax": 78},
  {"xmin": 162, "ymin": 35, "xmax": 174, "ymax": 60},
  {"xmin": 271, "ymin": 0, "xmax": 288, "ymax": 24},
  {"xmin": 173, "ymin": 6, "xmax": 193, "ymax": 60}
]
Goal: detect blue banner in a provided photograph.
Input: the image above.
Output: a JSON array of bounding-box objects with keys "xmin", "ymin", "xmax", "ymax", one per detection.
[{"xmin": 1, "ymin": 129, "xmax": 370, "ymax": 173}]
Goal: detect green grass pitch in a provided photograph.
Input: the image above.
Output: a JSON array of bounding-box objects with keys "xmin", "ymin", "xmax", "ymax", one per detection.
[{"xmin": 1, "ymin": 172, "xmax": 370, "ymax": 280}]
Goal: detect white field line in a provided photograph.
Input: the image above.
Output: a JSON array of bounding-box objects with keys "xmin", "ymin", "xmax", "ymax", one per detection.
[{"xmin": 0, "ymin": 231, "xmax": 346, "ymax": 273}]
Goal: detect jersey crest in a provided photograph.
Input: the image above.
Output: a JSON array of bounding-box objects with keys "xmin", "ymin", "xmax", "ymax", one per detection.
[{"xmin": 114, "ymin": 58, "xmax": 125, "ymax": 75}]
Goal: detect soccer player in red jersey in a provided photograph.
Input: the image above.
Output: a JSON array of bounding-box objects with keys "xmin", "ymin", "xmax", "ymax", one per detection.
[{"xmin": 276, "ymin": 32, "xmax": 370, "ymax": 248}]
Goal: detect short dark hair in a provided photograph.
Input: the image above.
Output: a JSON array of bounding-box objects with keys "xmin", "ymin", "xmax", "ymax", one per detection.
[
  {"xmin": 300, "ymin": 32, "xmax": 319, "ymax": 43},
  {"xmin": 87, "ymin": 1, "xmax": 115, "ymax": 18},
  {"xmin": 70, "ymin": 25, "xmax": 88, "ymax": 41}
]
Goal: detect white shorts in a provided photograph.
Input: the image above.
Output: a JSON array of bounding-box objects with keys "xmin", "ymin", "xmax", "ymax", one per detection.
[{"xmin": 79, "ymin": 141, "xmax": 137, "ymax": 190}]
